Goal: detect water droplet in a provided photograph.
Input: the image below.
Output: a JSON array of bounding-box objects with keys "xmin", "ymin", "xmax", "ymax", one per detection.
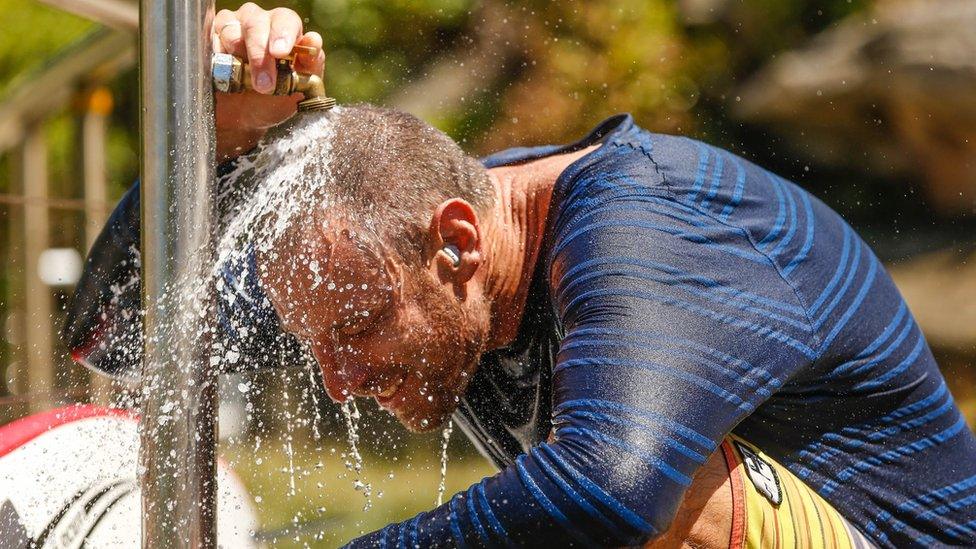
[{"xmin": 437, "ymin": 420, "xmax": 454, "ymax": 506}]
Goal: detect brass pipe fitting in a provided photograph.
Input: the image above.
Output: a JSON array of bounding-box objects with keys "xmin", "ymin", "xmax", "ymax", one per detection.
[
  {"xmin": 211, "ymin": 45, "xmax": 336, "ymax": 112},
  {"xmin": 292, "ymin": 72, "xmax": 335, "ymax": 112}
]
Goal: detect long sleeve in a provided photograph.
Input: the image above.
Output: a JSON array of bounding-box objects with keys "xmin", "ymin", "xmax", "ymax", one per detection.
[
  {"xmin": 63, "ymin": 175, "xmax": 301, "ymax": 377},
  {"xmin": 346, "ymin": 183, "xmax": 818, "ymax": 547},
  {"xmin": 62, "ymin": 183, "xmax": 144, "ymax": 377}
]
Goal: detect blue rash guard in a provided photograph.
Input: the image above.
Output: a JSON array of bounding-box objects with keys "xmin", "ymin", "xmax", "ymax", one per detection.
[
  {"xmin": 67, "ymin": 114, "xmax": 976, "ymax": 547},
  {"xmin": 346, "ymin": 114, "xmax": 976, "ymax": 548}
]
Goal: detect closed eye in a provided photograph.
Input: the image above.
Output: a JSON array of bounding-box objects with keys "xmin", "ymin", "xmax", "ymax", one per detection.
[{"xmin": 337, "ymin": 306, "xmax": 393, "ymax": 339}]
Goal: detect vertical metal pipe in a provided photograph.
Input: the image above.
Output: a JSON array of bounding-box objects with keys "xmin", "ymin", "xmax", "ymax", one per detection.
[
  {"xmin": 21, "ymin": 122, "xmax": 54, "ymax": 414},
  {"xmin": 77, "ymin": 86, "xmax": 114, "ymax": 405},
  {"xmin": 79, "ymin": 86, "xmax": 111, "ymax": 251},
  {"xmin": 5, "ymin": 150, "xmax": 26, "ymax": 413},
  {"xmin": 138, "ymin": 0, "xmax": 218, "ymax": 547}
]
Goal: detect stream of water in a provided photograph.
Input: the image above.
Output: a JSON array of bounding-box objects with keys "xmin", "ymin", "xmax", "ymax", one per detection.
[
  {"xmin": 136, "ymin": 108, "xmax": 462, "ymax": 542},
  {"xmin": 436, "ymin": 419, "xmax": 453, "ymax": 506},
  {"xmin": 340, "ymin": 398, "xmax": 372, "ymax": 511}
]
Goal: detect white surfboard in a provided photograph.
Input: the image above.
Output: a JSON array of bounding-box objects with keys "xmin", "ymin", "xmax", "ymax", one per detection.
[{"xmin": 0, "ymin": 405, "xmax": 259, "ymax": 548}]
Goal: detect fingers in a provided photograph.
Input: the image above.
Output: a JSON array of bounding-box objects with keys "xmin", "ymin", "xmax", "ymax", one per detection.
[
  {"xmin": 269, "ymin": 8, "xmax": 302, "ymax": 57},
  {"xmin": 214, "ymin": 9, "xmax": 243, "ymax": 56},
  {"xmin": 295, "ymin": 31, "xmax": 325, "ymax": 75},
  {"xmin": 239, "ymin": 4, "xmax": 275, "ymax": 93},
  {"xmin": 217, "ymin": 3, "xmax": 309, "ymax": 94}
]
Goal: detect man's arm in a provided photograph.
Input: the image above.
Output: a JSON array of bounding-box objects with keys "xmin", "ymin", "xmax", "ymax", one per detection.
[
  {"xmin": 644, "ymin": 447, "xmax": 733, "ymax": 549},
  {"xmin": 347, "ymin": 187, "xmax": 817, "ymax": 547},
  {"xmin": 63, "ymin": 4, "xmax": 319, "ymax": 373},
  {"xmin": 64, "ymin": 175, "xmax": 304, "ymax": 374},
  {"xmin": 212, "ymin": 3, "xmax": 325, "ymax": 160}
]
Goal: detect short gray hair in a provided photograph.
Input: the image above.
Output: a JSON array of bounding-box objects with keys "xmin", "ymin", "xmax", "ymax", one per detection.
[{"xmin": 317, "ymin": 104, "xmax": 493, "ymax": 264}]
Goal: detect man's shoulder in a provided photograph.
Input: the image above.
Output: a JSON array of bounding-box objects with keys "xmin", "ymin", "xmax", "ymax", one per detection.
[
  {"xmin": 562, "ymin": 127, "xmax": 851, "ymax": 274},
  {"xmin": 598, "ymin": 129, "xmax": 798, "ymax": 209},
  {"xmin": 562, "ymin": 126, "xmax": 803, "ymax": 214}
]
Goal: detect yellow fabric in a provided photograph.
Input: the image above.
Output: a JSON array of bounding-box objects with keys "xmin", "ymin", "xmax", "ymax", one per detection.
[{"xmin": 727, "ymin": 435, "xmax": 873, "ymax": 549}]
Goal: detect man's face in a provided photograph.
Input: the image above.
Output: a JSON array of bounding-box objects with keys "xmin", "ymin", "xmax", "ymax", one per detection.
[{"xmin": 258, "ymin": 223, "xmax": 489, "ymax": 432}]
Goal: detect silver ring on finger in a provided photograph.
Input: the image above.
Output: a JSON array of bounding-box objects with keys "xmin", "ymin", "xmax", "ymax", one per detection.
[{"xmin": 217, "ymin": 20, "xmax": 241, "ymax": 35}]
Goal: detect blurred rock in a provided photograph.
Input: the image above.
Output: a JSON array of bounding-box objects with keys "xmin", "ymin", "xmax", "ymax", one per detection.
[
  {"xmin": 888, "ymin": 247, "xmax": 976, "ymax": 352},
  {"xmin": 890, "ymin": 246, "xmax": 976, "ymax": 425},
  {"xmin": 736, "ymin": 0, "xmax": 976, "ymax": 216},
  {"xmin": 678, "ymin": 0, "xmax": 731, "ymax": 25}
]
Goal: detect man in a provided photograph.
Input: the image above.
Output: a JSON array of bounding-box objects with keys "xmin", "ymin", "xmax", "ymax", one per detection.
[{"xmin": 67, "ymin": 5, "xmax": 976, "ymax": 548}]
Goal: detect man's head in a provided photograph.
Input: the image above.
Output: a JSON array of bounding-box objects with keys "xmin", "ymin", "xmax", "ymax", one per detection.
[{"xmin": 258, "ymin": 105, "xmax": 495, "ymax": 432}]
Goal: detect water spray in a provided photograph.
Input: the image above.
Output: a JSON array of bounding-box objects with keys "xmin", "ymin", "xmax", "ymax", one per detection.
[{"xmin": 212, "ymin": 45, "xmax": 336, "ymax": 112}]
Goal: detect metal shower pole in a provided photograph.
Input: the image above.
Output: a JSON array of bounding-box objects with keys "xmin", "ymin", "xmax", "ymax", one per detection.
[{"xmin": 138, "ymin": 0, "xmax": 218, "ymax": 546}]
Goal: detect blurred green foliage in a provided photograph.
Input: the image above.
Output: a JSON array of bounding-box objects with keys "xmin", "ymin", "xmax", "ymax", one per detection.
[
  {"xmin": 0, "ymin": 0, "xmax": 94, "ymax": 91},
  {"xmin": 2, "ymin": 0, "xmax": 873, "ymax": 200},
  {"xmin": 223, "ymin": 428, "xmax": 495, "ymax": 547}
]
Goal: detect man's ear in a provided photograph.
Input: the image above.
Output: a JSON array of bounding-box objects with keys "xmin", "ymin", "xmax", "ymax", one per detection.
[{"xmin": 429, "ymin": 198, "xmax": 481, "ymax": 284}]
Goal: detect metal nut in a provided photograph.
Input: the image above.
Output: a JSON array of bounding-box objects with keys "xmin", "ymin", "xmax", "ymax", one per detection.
[{"xmin": 211, "ymin": 53, "xmax": 242, "ymax": 93}]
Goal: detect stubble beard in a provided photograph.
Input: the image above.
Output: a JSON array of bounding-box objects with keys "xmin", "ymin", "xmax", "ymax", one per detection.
[{"xmin": 397, "ymin": 273, "xmax": 490, "ymax": 433}]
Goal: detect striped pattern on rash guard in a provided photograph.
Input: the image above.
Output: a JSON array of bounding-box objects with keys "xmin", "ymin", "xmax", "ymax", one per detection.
[{"xmin": 345, "ymin": 114, "xmax": 976, "ymax": 548}]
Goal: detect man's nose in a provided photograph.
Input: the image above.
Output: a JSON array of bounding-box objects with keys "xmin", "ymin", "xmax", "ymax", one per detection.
[{"xmin": 311, "ymin": 341, "xmax": 350, "ymax": 402}]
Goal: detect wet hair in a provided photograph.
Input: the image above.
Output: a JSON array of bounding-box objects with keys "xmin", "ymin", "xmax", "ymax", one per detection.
[{"xmin": 313, "ymin": 104, "xmax": 493, "ymax": 264}]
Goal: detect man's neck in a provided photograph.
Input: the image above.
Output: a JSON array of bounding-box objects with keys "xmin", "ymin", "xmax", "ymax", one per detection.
[{"xmin": 481, "ymin": 145, "xmax": 600, "ymax": 349}]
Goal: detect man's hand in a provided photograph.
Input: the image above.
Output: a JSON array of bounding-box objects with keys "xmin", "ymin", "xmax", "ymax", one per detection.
[{"xmin": 213, "ymin": 3, "xmax": 326, "ymax": 160}]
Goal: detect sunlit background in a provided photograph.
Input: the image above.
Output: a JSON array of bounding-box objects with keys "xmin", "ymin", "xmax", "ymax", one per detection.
[{"xmin": 1, "ymin": 0, "xmax": 974, "ymax": 546}]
